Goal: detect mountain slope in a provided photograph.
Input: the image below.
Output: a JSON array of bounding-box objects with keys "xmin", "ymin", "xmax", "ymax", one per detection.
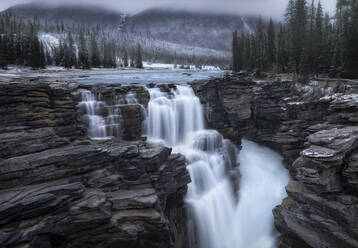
[
  {"xmin": 3, "ymin": 3, "xmax": 260, "ymax": 66},
  {"xmin": 124, "ymin": 8, "xmax": 253, "ymax": 51},
  {"xmin": 6, "ymin": 3, "xmax": 127, "ymax": 28}
]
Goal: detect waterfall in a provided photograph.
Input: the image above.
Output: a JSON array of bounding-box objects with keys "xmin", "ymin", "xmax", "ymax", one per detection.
[
  {"xmin": 79, "ymin": 90, "xmax": 123, "ymax": 140},
  {"xmin": 146, "ymin": 85, "xmax": 290, "ymax": 248}
]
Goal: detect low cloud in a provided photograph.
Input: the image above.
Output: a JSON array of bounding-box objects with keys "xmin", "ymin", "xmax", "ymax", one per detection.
[{"xmin": 0, "ymin": 0, "xmax": 337, "ymax": 19}]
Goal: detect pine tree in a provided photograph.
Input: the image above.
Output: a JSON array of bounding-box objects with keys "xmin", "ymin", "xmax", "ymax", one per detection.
[
  {"xmin": 78, "ymin": 29, "xmax": 90, "ymax": 69},
  {"xmin": 277, "ymin": 24, "xmax": 288, "ymax": 72},
  {"xmin": 255, "ymin": 17, "xmax": 266, "ymax": 74},
  {"xmin": 135, "ymin": 44, "xmax": 143, "ymax": 69},
  {"xmin": 267, "ymin": 18, "xmax": 276, "ymax": 69},
  {"xmin": 314, "ymin": 1, "xmax": 324, "ymax": 74},
  {"xmin": 130, "ymin": 49, "xmax": 135, "ymax": 68},
  {"xmin": 322, "ymin": 13, "xmax": 333, "ymax": 72},
  {"xmin": 0, "ymin": 36, "xmax": 8, "ymax": 69},
  {"xmin": 63, "ymin": 42, "xmax": 71, "ymax": 69},
  {"xmin": 26, "ymin": 22, "xmax": 46, "ymax": 69},
  {"xmin": 123, "ymin": 49, "xmax": 129, "ymax": 67},
  {"xmin": 90, "ymin": 34, "xmax": 100, "ymax": 67},
  {"xmin": 54, "ymin": 41, "xmax": 65, "ymax": 66},
  {"xmin": 63, "ymin": 33, "xmax": 76, "ymax": 69},
  {"xmin": 231, "ymin": 30, "xmax": 239, "ymax": 71},
  {"xmin": 305, "ymin": 0, "xmax": 316, "ymax": 74},
  {"xmin": 343, "ymin": 0, "xmax": 358, "ymax": 78}
]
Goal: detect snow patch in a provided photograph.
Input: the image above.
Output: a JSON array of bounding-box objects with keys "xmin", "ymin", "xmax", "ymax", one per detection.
[{"xmin": 39, "ymin": 33, "xmax": 60, "ymax": 55}]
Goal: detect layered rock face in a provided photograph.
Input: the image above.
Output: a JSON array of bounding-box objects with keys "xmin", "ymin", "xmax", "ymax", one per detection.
[
  {"xmin": 0, "ymin": 80, "xmax": 189, "ymax": 248},
  {"xmin": 192, "ymin": 75, "xmax": 358, "ymax": 248}
]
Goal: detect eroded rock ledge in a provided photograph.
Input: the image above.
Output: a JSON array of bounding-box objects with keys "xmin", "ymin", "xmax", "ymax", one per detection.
[
  {"xmin": 192, "ymin": 74, "xmax": 358, "ymax": 248},
  {"xmin": 0, "ymin": 80, "xmax": 189, "ymax": 248}
]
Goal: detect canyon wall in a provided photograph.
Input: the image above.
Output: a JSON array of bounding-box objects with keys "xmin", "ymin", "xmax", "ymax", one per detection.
[
  {"xmin": 2, "ymin": 74, "xmax": 358, "ymax": 248},
  {"xmin": 0, "ymin": 80, "xmax": 189, "ymax": 248},
  {"xmin": 192, "ymin": 74, "xmax": 358, "ymax": 248}
]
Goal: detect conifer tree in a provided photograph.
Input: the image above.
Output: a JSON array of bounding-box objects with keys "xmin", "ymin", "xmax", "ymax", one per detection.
[
  {"xmin": 130, "ymin": 49, "xmax": 135, "ymax": 68},
  {"xmin": 231, "ymin": 30, "xmax": 239, "ymax": 72},
  {"xmin": 0, "ymin": 36, "xmax": 8, "ymax": 69},
  {"xmin": 267, "ymin": 18, "xmax": 276, "ymax": 69},
  {"xmin": 123, "ymin": 49, "xmax": 129, "ymax": 67},
  {"xmin": 90, "ymin": 34, "xmax": 100, "ymax": 67},
  {"xmin": 55, "ymin": 41, "xmax": 65, "ymax": 66},
  {"xmin": 314, "ymin": 1, "xmax": 324, "ymax": 73},
  {"xmin": 305, "ymin": 0, "xmax": 316, "ymax": 74},
  {"xmin": 78, "ymin": 29, "xmax": 90, "ymax": 69},
  {"xmin": 255, "ymin": 17, "xmax": 266, "ymax": 74},
  {"xmin": 277, "ymin": 24, "xmax": 288, "ymax": 72},
  {"xmin": 63, "ymin": 33, "xmax": 76, "ymax": 69},
  {"xmin": 342, "ymin": 0, "xmax": 358, "ymax": 78},
  {"xmin": 135, "ymin": 44, "xmax": 143, "ymax": 69}
]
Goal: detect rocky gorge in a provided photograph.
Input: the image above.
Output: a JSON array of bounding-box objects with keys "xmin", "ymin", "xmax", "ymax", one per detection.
[
  {"xmin": 1, "ymin": 73, "xmax": 358, "ymax": 248},
  {"xmin": 192, "ymin": 74, "xmax": 358, "ymax": 248}
]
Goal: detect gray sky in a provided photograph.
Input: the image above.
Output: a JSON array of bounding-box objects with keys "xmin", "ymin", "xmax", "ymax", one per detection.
[{"xmin": 0, "ymin": 0, "xmax": 337, "ymax": 18}]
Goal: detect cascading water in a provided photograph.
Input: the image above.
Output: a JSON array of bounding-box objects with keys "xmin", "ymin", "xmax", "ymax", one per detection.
[
  {"xmin": 146, "ymin": 85, "xmax": 290, "ymax": 248},
  {"xmin": 79, "ymin": 90, "xmax": 123, "ymax": 140}
]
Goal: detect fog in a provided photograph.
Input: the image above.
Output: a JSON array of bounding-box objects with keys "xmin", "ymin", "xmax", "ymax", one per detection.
[{"xmin": 0, "ymin": 0, "xmax": 337, "ymax": 18}]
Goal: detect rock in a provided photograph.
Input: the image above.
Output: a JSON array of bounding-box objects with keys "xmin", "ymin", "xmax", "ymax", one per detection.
[
  {"xmin": 0, "ymin": 79, "xmax": 189, "ymax": 248},
  {"xmin": 274, "ymin": 181, "xmax": 358, "ymax": 248},
  {"xmin": 293, "ymin": 127, "xmax": 358, "ymax": 194},
  {"xmin": 192, "ymin": 74, "xmax": 358, "ymax": 248},
  {"xmin": 0, "ymin": 81, "xmax": 83, "ymax": 140},
  {"xmin": 120, "ymin": 104, "xmax": 142, "ymax": 141}
]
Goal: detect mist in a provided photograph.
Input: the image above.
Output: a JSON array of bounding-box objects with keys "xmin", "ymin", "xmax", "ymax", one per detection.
[{"xmin": 0, "ymin": 0, "xmax": 337, "ymax": 18}]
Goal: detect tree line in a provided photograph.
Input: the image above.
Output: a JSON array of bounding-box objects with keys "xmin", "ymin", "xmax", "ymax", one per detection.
[
  {"xmin": 0, "ymin": 13, "xmax": 46, "ymax": 69},
  {"xmin": 232, "ymin": 0, "xmax": 358, "ymax": 79},
  {"xmin": 0, "ymin": 12, "xmax": 144, "ymax": 70}
]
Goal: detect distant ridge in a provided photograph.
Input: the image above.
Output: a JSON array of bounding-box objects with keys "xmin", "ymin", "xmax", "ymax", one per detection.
[
  {"xmin": 5, "ymin": 2, "xmax": 126, "ymax": 28},
  {"xmin": 3, "ymin": 3, "xmax": 261, "ymax": 52}
]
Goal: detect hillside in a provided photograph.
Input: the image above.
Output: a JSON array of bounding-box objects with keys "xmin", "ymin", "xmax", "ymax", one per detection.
[
  {"xmin": 2, "ymin": 3, "xmax": 261, "ymax": 67},
  {"xmin": 6, "ymin": 3, "xmax": 127, "ymax": 29},
  {"xmin": 124, "ymin": 8, "xmax": 254, "ymax": 51},
  {"xmin": 6, "ymin": 4, "xmax": 255, "ymax": 52}
]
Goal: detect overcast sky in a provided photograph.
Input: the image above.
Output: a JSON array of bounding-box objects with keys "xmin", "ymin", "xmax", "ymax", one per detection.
[{"xmin": 0, "ymin": 0, "xmax": 337, "ymax": 18}]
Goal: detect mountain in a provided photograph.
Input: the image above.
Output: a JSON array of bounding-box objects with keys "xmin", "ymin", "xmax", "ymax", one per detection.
[
  {"xmin": 6, "ymin": 3, "xmax": 127, "ymax": 28},
  {"xmin": 124, "ymin": 8, "xmax": 254, "ymax": 51},
  {"xmin": 5, "ymin": 4, "xmax": 256, "ymax": 51},
  {"xmin": 3, "ymin": 3, "xmax": 261, "ymax": 66}
]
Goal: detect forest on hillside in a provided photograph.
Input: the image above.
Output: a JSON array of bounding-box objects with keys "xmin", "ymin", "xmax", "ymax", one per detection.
[
  {"xmin": 0, "ymin": 8, "xmax": 229, "ymax": 70},
  {"xmin": 0, "ymin": 13, "xmax": 144, "ymax": 70},
  {"xmin": 232, "ymin": 0, "xmax": 358, "ymax": 79}
]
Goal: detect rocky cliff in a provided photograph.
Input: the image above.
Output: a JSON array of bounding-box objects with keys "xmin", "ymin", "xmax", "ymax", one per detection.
[
  {"xmin": 0, "ymin": 79, "xmax": 189, "ymax": 248},
  {"xmin": 192, "ymin": 74, "xmax": 358, "ymax": 248}
]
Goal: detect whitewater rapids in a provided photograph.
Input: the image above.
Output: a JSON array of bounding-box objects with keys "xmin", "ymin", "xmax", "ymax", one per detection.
[{"xmin": 146, "ymin": 85, "xmax": 290, "ymax": 248}]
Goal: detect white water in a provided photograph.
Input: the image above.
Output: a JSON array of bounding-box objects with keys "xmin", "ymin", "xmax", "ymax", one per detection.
[
  {"xmin": 79, "ymin": 90, "xmax": 123, "ymax": 140},
  {"xmin": 235, "ymin": 140, "xmax": 290, "ymax": 248},
  {"xmin": 146, "ymin": 85, "xmax": 290, "ymax": 248}
]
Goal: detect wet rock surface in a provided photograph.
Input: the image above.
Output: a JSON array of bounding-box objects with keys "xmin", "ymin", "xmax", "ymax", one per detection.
[
  {"xmin": 0, "ymin": 79, "xmax": 189, "ymax": 248},
  {"xmin": 192, "ymin": 74, "xmax": 358, "ymax": 248}
]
